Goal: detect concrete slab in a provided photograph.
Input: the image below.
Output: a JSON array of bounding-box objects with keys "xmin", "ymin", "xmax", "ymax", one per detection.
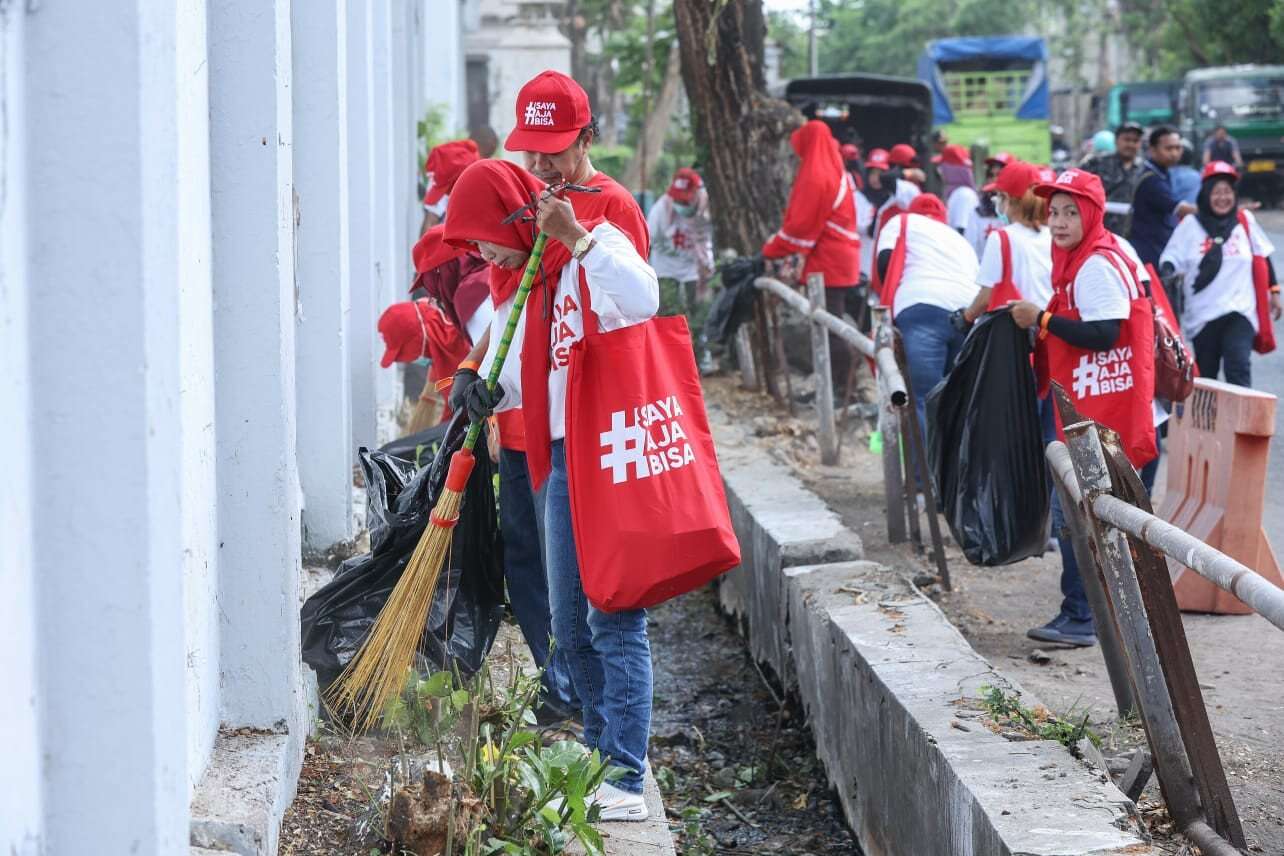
[
  {"xmin": 717, "ymin": 442, "xmax": 863, "ymax": 690},
  {"xmin": 189, "ymin": 728, "xmax": 301, "ymax": 856},
  {"xmin": 716, "ymin": 449, "xmax": 1156, "ymax": 856},
  {"xmin": 578, "ymin": 769, "xmax": 676, "ymax": 856},
  {"xmin": 191, "ymin": 848, "xmax": 231, "ymax": 855}
]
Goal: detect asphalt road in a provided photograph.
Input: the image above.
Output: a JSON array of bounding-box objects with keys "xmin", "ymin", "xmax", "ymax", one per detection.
[{"xmin": 1248, "ymin": 209, "xmax": 1284, "ymax": 548}]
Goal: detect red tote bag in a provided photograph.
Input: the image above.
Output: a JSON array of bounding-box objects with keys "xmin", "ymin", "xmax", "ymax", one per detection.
[
  {"xmin": 564, "ymin": 311, "xmax": 741, "ymax": 612},
  {"xmin": 985, "ymin": 229, "xmax": 1022, "ymax": 310},
  {"xmin": 1239, "ymin": 210, "xmax": 1276, "ymax": 355}
]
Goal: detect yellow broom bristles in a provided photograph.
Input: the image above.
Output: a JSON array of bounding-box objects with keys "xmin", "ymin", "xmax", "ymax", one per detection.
[
  {"xmin": 405, "ymin": 377, "xmax": 443, "ymax": 436},
  {"xmin": 325, "ymin": 485, "xmax": 465, "ymax": 733}
]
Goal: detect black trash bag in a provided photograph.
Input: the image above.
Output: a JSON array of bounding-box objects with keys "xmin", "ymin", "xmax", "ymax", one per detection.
[
  {"xmin": 925, "ymin": 311, "xmax": 1050, "ymax": 566},
  {"xmin": 703, "ymin": 254, "xmax": 764, "ymax": 345},
  {"xmin": 301, "ymin": 415, "xmax": 505, "ymax": 689},
  {"xmin": 378, "ymin": 421, "xmax": 452, "ymax": 469}
]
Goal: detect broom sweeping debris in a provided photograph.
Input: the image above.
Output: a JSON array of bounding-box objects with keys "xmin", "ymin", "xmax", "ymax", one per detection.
[{"xmin": 327, "ymin": 231, "xmax": 548, "ymax": 732}]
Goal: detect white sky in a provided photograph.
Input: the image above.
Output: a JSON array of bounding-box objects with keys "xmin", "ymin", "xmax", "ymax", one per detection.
[{"xmin": 763, "ymin": 0, "xmax": 811, "ymax": 13}]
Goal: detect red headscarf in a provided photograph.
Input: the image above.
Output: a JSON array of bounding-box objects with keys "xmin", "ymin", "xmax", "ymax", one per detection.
[
  {"xmin": 1034, "ymin": 169, "xmax": 1123, "ymax": 290},
  {"xmin": 907, "ymin": 193, "xmax": 948, "ymax": 224},
  {"xmin": 424, "ymin": 140, "xmax": 480, "ymax": 206},
  {"xmin": 780, "ymin": 120, "xmax": 845, "ymax": 238}
]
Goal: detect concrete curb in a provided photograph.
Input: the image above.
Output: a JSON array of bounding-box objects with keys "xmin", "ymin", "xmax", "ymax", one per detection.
[
  {"xmin": 189, "ymin": 727, "xmax": 303, "ymax": 856},
  {"xmin": 718, "ymin": 448, "xmax": 1155, "ymax": 856}
]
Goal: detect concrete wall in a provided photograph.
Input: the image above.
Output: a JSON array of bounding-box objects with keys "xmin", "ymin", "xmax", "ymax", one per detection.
[
  {"xmin": 0, "ymin": 8, "xmax": 41, "ymax": 854},
  {"xmin": 426, "ymin": 0, "xmax": 466, "ymax": 131},
  {"xmin": 3, "ymin": 1, "xmax": 439, "ymax": 850}
]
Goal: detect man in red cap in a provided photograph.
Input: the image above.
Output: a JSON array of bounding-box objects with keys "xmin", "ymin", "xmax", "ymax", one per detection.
[
  {"xmin": 888, "ymin": 143, "xmax": 927, "ymax": 188},
  {"xmin": 647, "ymin": 169, "xmax": 712, "ymax": 304},
  {"xmin": 840, "ymin": 142, "xmax": 864, "ymax": 190},
  {"xmin": 420, "ymin": 139, "xmax": 481, "ymax": 235}
]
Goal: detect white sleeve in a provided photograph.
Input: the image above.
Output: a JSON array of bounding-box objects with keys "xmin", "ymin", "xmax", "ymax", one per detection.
[
  {"xmin": 1074, "ymin": 256, "xmax": 1132, "ymax": 322},
  {"xmin": 895, "ymin": 180, "xmax": 920, "ymax": 208},
  {"xmin": 582, "ymin": 222, "xmax": 660, "ymax": 330},
  {"xmin": 1243, "ymin": 210, "xmax": 1276, "ymax": 257},
  {"xmin": 975, "ymin": 231, "xmax": 1003, "ymax": 288},
  {"xmin": 1158, "ymin": 216, "xmax": 1199, "ymax": 281},
  {"xmin": 876, "ymin": 215, "xmax": 903, "ymax": 253},
  {"xmin": 479, "ymin": 295, "xmax": 524, "ymax": 411},
  {"xmin": 947, "ymin": 189, "xmax": 975, "ymax": 231},
  {"xmin": 646, "ymin": 197, "xmax": 669, "ymax": 252}
]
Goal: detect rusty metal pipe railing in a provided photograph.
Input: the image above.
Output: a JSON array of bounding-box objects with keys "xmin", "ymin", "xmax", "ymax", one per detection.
[
  {"xmin": 753, "ymin": 276, "xmax": 906, "ymax": 407},
  {"xmin": 1184, "ymin": 820, "xmax": 1245, "ymax": 856}
]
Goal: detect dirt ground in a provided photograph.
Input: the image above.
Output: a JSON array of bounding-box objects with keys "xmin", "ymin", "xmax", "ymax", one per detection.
[{"xmin": 702, "ymin": 371, "xmax": 1284, "ymax": 854}]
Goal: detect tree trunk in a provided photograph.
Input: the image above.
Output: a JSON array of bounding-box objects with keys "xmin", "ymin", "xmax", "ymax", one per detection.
[
  {"xmin": 674, "ymin": 0, "xmax": 799, "ymax": 255},
  {"xmin": 621, "ymin": 40, "xmax": 683, "ymax": 192}
]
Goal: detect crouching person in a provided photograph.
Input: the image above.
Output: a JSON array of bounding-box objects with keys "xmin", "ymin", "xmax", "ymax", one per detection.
[{"xmin": 444, "ymin": 159, "xmax": 659, "ymax": 820}]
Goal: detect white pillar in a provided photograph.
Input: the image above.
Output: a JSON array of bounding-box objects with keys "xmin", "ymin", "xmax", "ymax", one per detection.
[
  {"xmin": 346, "ymin": 0, "xmax": 378, "ymax": 449},
  {"xmin": 424, "ymin": 0, "xmax": 464, "ymax": 131},
  {"xmin": 208, "ymin": 0, "xmax": 306, "ymax": 732},
  {"xmin": 371, "ymin": 0, "xmax": 400, "ymax": 442},
  {"xmin": 392, "ymin": 0, "xmax": 414, "ymax": 288},
  {"xmin": 1, "ymin": 10, "xmax": 41, "ymax": 855},
  {"xmin": 25, "ymin": 3, "xmax": 189, "ymax": 853},
  {"xmin": 293, "ymin": 0, "xmax": 355, "ymax": 550}
]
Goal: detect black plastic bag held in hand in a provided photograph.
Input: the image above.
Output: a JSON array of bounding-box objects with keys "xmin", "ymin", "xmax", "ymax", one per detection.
[
  {"xmin": 300, "ymin": 415, "xmax": 504, "ymax": 688},
  {"xmin": 925, "ymin": 311, "xmax": 1049, "ymax": 566}
]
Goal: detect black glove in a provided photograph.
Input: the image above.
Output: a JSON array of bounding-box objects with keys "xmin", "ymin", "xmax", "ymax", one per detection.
[
  {"xmin": 948, "ymin": 308, "xmax": 972, "ymax": 333},
  {"xmin": 463, "ymin": 378, "xmax": 504, "ymax": 424},
  {"xmin": 448, "ymin": 367, "xmax": 481, "ymax": 414}
]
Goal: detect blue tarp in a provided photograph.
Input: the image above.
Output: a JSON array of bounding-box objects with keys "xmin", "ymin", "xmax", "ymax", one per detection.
[{"xmin": 917, "ymin": 35, "xmax": 1049, "ymax": 125}]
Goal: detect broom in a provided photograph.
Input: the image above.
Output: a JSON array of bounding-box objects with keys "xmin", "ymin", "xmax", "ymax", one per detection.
[
  {"xmin": 405, "ymin": 374, "xmax": 444, "ymax": 435},
  {"xmin": 327, "ymin": 232, "xmax": 548, "ymax": 732}
]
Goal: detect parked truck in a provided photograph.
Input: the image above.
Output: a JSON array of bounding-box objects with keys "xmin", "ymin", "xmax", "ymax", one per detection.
[
  {"xmin": 917, "ymin": 35, "xmax": 1051, "ymax": 164},
  {"xmin": 1106, "ymin": 80, "xmax": 1179, "ymax": 129},
  {"xmin": 1179, "ymin": 65, "xmax": 1284, "ymax": 206}
]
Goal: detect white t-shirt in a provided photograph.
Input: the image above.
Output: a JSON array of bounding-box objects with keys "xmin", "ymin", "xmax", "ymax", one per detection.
[
  {"xmin": 856, "ymin": 180, "xmax": 920, "ymax": 278},
  {"xmin": 464, "ymin": 299, "xmax": 494, "ymax": 345},
  {"xmin": 876, "ymin": 213, "xmax": 980, "ymax": 316},
  {"xmin": 976, "ymin": 223, "xmax": 1053, "ymax": 308},
  {"xmin": 646, "ymin": 193, "xmax": 713, "ymax": 282},
  {"xmin": 1160, "ymin": 210, "xmax": 1275, "ymax": 339},
  {"xmin": 946, "ymin": 186, "xmax": 980, "ymax": 236},
  {"xmin": 1072, "ymin": 255, "xmax": 1135, "ymax": 321},
  {"xmin": 966, "ymin": 211, "xmax": 1001, "ymax": 258},
  {"xmin": 483, "ymin": 222, "xmax": 659, "ymax": 441}
]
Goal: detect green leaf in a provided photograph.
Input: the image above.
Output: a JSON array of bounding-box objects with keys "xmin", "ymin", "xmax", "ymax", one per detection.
[
  {"xmin": 573, "ymin": 822, "xmax": 605, "ymax": 856},
  {"xmin": 451, "ymin": 688, "xmax": 472, "ymax": 710},
  {"xmin": 422, "ymin": 670, "xmax": 453, "ymax": 698},
  {"xmin": 704, "ymin": 790, "xmax": 734, "ymax": 803}
]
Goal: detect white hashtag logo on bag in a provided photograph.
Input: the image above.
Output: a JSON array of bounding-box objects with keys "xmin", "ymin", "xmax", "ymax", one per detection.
[
  {"xmin": 599, "ymin": 410, "xmax": 649, "ymax": 484},
  {"xmin": 1071, "ymin": 354, "xmax": 1100, "ymax": 398}
]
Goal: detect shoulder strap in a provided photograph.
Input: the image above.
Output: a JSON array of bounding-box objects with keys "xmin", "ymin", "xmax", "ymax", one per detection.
[
  {"xmin": 997, "ymin": 229, "xmax": 1012, "ymax": 286},
  {"xmin": 1238, "ymin": 209, "xmax": 1259, "ymax": 257}
]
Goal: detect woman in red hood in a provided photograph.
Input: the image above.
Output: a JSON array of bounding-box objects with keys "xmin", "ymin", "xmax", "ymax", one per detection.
[
  {"xmin": 1009, "ymin": 168, "xmax": 1156, "ymax": 649},
  {"xmin": 762, "ymin": 119, "xmax": 862, "ymax": 391},
  {"xmin": 420, "ymin": 139, "xmax": 480, "ymax": 235},
  {"xmin": 443, "ymin": 158, "xmax": 659, "ymax": 819}
]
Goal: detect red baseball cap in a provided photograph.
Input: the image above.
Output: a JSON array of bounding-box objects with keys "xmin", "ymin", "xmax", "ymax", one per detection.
[
  {"xmin": 1201, "ymin": 160, "xmax": 1239, "ymax": 182},
  {"xmin": 1033, "ymin": 167, "xmax": 1106, "ymax": 207},
  {"xmin": 423, "ymin": 140, "xmax": 480, "ymax": 206},
  {"xmin": 982, "ymin": 160, "xmax": 1037, "ymax": 196},
  {"xmin": 410, "ymin": 226, "xmax": 464, "ymax": 293},
  {"xmin": 888, "ymin": 143, "xmax": 918, "ymax": 167},
  {"xmin": 505, "ymin": 70, "xmax": 593, "ymax": 154},
  {"xmin": 865, "ymin": 148, "xmax": 891, "ymax": 170},
  {"xmin": 667, "ymin": 167, "xmax": 703, "ymax": 204},
  {"xmin": 985, "ymin": 151, "xmax": 1015, "ymax": 168},
  {"xmin": 378, "ymin": 301, "xmax": 429, "ymax": 368},
  {"xmin": 839, "ymin": 143, "xmax": 860, "ymax": 162},
  {"xmin": 932, "ymin": 143, "xmax": 972, "ymax": 167}
]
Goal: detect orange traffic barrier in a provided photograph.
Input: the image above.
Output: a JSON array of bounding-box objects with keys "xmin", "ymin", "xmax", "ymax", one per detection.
[{"xmin": 1158, "ymin": 379, "xmax": 1283, "ymax": 613}]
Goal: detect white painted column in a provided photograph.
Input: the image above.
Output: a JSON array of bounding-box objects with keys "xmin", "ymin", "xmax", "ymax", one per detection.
[
  {"xmin": 391, "ymin": 0, "xmax": 414, "ymax": 289},
  {"xmin": 371, "ymin": 0, "xmax": 400, "ymax": 442},
  {"xmin": 25, "ymin": 3, "xmax": 190, "ymax": 853},
  {"xmin": 346, "ymin": 0, "xmax": 378, "ymax": 449},
  {"xmin": 424, "ymin": 0, "xmax": 464, "ymax": 131},
  {"xmin": 208, "ymin": 0, "xmax": 306, "ymax": 732},
  {"xmin": 293, "ymin": 0, "xmax": 355, "ymax": 550},
  {"xmin": 0, "ymin": 10, "xmax": 41, "ymax": 856}
]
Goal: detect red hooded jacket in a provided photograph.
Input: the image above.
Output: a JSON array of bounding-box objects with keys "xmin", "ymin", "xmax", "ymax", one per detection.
[{"xmin": 762, "ymin": 121, "xmax": 861, "ymax": 288}]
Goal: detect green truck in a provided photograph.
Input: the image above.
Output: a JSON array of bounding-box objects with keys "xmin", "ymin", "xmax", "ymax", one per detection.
[
  {"xmin": 1106, "ymin": 81, "xmax": 1179, "ymax": 129},
  {"xmin": 1179, "ymin": 65, "xmax": 1284, "ymax": 205}
]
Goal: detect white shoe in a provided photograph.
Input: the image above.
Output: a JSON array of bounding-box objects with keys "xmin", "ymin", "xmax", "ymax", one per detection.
[{"xmin": 591, "ymin": 781, "xmax": 649, "ymax": 822}]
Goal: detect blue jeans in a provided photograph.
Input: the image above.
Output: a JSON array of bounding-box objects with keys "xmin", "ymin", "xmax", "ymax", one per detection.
[
  {"xmin": 499, "ymin": 448, "xmax": 578, "ymax": 715},
  {"xmin": 895, "ymin": 303, "xmax": 966, "ymax": 444},
  {"xmin": 543, "ymin": 441, "xmax": 652, "ymax": 793},
  {"xmin": 1050, "ymin": 491, "xmax": 1093, "ymax": 623}
]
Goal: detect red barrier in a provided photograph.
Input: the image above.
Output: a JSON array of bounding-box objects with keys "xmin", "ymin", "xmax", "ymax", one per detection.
[{"xmin": 1158, "ymin": 379, "xmax": 1283, "ymax": 613}]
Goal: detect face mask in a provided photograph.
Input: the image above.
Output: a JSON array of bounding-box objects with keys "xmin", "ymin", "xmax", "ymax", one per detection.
[
  {"xmin": 673, "ymin": 202, "xmax": 695, "ymax": 217},
  {"xmin": 997, "ymin": 212, "xmax": 1010, "ymax": 226}
]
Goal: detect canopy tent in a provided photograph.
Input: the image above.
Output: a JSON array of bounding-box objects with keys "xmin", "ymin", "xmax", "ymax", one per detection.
[{"xmin": 917, "ymin": 36, "xmax": 1049, "ymax": 126}]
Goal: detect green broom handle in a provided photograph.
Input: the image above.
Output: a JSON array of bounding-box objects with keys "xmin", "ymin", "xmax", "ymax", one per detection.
[{"xmin": 461, "ymin": 231, "xmax": 549, "ymax": 452}]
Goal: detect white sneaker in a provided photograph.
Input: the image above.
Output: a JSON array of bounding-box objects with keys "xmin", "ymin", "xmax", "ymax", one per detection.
[{"xmin": 591, "ymin": 781, "xmax": 649, "ymax": 822}]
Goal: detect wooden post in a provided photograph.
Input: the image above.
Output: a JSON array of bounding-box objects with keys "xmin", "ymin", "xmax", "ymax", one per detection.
[
  {"xmin": 807, "ymin": 273, "xmax": 838, "ymax": 465},
  {"xmin": 873, "ymin": 306, "xmax": 906, "ymax": 543},
  {"xmin": 734, "ymin": 325, "xmax": 757, "ymax": 390},
  {"xmin": 1064, "ymin": 421, "xmax": 1203, "ymax": 829}
]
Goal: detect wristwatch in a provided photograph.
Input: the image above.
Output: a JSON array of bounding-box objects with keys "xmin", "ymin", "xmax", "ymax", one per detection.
[{"xmin": 572, "ymin": 233, "xmax": 595, "ymax": 260}]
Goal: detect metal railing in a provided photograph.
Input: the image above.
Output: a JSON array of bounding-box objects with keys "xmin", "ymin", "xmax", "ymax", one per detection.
[
  {"xmin": 1047, "ymin": 406, "xmax": 1284, "ymax": 856},
  {"xmin": 747, "ymin": 273, "xmax": 948, "ymax": 587}
]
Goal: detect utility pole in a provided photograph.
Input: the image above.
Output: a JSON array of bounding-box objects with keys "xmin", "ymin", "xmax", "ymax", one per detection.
[{"xmin": 808, "ymin": 0, "xmax": 818, "ymax": 77}]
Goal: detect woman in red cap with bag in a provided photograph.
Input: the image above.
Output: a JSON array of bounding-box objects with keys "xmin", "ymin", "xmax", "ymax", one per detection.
[
  {"xmin": 1008, "ymin": 168, "xmax": 1156, "ymax": 648},
  {"xmin": 647, "ymin": 167, "xmax": 713, "ymax": 313},
  {"xmin": 762, "ymin": 119, "xmax": 862, "ymax": 390},
  {"xmin": 855, "ymin": 147, "xmax": 921, "ymax": 281},
  {"xmin": 1159, "ymin": 160, "xmax": 1281, "ymax": 387},
  {"xmin": 444, "ymin": 159, "xmax": 660, "ymax": 821},
  {"xmin": 420, "ymin": 139, "xmax": 480, "ymax": 235}
]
